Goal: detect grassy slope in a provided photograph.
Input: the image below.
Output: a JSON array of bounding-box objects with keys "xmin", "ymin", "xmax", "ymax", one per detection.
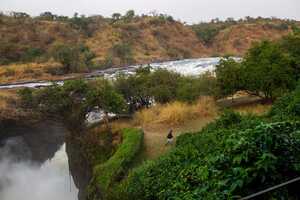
[
  {"xmin": 212, "ymin": 23, "xmax": 291, "ymax": 56},
  {"xmin": 86, "ymin": 18, "xmax": 208, "ymax": 65},
  {"xmin": 87, "ymin": 128, "xmax": 143, "ymax": 199}
]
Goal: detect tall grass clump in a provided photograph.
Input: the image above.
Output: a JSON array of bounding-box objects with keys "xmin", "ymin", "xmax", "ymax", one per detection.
[{"xmin": 133, "ymin": 96, "xmax": 218, "ymax": 126}]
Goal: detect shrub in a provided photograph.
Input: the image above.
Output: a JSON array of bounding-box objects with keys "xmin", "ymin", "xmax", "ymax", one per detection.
[
  {"xmin": 18, "ymin": 87, "xmax": 34, "ymax": 108},
  {"xmin": 269, "ymin": 83, "xmax": 300, "ymax": 119},
  {"xmin": 176, "ymin": 73, "xmax": 217, "ymax": 102},
  {"xmin": 3, "ymin": 68, "xmax": 16, "ymax": 77},
  {"xmin": 214, "ymin": 109, "xmax": 242, "ymax": 128},
  {"xmin": 22, "ymin": 47, "xmax": 44, "ymax": 62},
  {"xmin": 122, "ymin": 121, "xmax": 300, "ymax": 200},
  {"xmin": 50, "ymin": 42, "xmax": 95, "ymax": 73},
  {"xmin": 242, "ymin": 40, "xmax": 296, "ymax": 100},
  {"xmin": 192, "ymin": 24, "xmax": 221, "ymax": 45},
  {"xmin": 215, "ymin": 58, "xmax": 243, "ymax": 98},
  {"xmin": 110, "ymin": 42, "xmax": 134, "ymax": 65},
  {"xmin": 87, "ymin": 128, "xmax": 144, "ymax": 200}
]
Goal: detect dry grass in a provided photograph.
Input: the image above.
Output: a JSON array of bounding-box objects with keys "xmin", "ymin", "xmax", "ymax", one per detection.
[
  {"xmin": 0, "ymin": 89, "xmax": 28, "ymax": 120},
  {"xmin": 134, "ymin": 96, "xmax": 218, "ymax": 127},
  {"xmin": 233, "ymin": 103, "xmax": 272, "ymax": 115},
  {"xmin": 0, "ymin": 61, "xmax": 63, "ymax": 84},
  {"xmin": 0, "ymin": 89, "xmax": 17, "ymax": 109}
]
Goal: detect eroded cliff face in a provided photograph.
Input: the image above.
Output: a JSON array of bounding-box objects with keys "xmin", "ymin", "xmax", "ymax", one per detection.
[
  {"xmin": 66, "ymin": 124, "xmax": 118, "ymax": 200},
  {"xmin": 66, "ymin": 135, "xmax": 93, "ymax": 200}
]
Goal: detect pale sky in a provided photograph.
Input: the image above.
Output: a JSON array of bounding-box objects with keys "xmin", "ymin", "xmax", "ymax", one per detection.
[{"xmin": 0, "ymin": 0, "xmax": 299, "ymax": 24}]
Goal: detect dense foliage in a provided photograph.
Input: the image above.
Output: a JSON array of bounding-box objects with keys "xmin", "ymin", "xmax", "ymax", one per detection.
[
  {"xmin": 120, "ymin": 113, "xmax": 300, "ymax": 199},
  {"xmin": 87, "ymin": 128, "xmax": 144, "ymax": 200},
  {"xmin": 19, "ymin": 68, "xmax": 218, "ymax": 125},
  {"xmin": 51, "ymin": 43, "xmax": 95, "ymax": 73},
  {"xmin": 215, "ymin": 34, "xmax": 300, "ymax": 100},
  {"xmin": 269, "ymin": 83, "xmax": 300, "ymax": 120},
  {"xmin": 215, "ymin": 58, "xmax": 242, "ymax": 97},
  {"xmin": 18, "ymin": 79, "xmax": 127, "ymax": 129},
  {"xmin": 115, "ymin": 69, "xmax": 217, "ymax": 112}
]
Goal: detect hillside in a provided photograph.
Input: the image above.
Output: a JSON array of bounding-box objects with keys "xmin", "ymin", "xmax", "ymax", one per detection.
[{"xmin": 0, "ymin": 12, "xmax": 299, "ymax": 83}]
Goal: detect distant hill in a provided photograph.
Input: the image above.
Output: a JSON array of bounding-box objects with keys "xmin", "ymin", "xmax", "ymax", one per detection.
[{"xmin": 0, "ymin": 11, "xmax": 299, "ymax": 69}]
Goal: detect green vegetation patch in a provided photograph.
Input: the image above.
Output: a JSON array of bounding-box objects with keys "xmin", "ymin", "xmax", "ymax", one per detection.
[
  {"xmin": 121, "ymin": 115, "xmax": 300, "ymax": 199},
  {"xmin": 87, "ymin": 128, "xmax": 144, "ymax": 199}
]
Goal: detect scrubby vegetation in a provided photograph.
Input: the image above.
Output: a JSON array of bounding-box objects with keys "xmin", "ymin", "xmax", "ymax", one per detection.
[
  {"xmin": 50, "ymin": 42, "xmax": 95, "ymax": 73},
  {"xmin": 216, "ymin": 34, "xmax": 300, "ymax": 100},
  {"xmin": 191, "ymin": 16, "xmax": 295, "ymax": 46},
  {"xmin": 115, "ymin": 69, "xmax": 217, "ymax": 113},
  {"xmin": 1, "ymin": 11, "xmax": 299, "ymax": 84}
]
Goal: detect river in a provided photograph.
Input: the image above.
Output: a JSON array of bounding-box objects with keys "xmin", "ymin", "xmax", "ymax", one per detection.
[{"xmin": 0, "ymin": 57, "xmax": 239, "ymax": 89}]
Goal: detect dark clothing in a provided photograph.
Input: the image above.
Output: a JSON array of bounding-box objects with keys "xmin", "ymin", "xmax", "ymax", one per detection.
[{"xmin": 167, "ymin": 130, "xmax": 173, "ymax": 139}]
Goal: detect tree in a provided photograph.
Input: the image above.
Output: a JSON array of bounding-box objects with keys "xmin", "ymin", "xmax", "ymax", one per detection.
[
  {"xmin": 215, "ymin": 58, "xmax": 242, "ymax": 98},
  {"xmin": 149, "ymin": 69, "xmax": 181, "ymax": 103},
  {"xmin": 87, "ymin": 79, "xmax": 127, "ymax": 115},
  {"xmin": 123, "ymin": 10, "xmax": 135, "ymax": 22},
  {"xmin": 176, "ymin": 72, "xmax": 217, "ymax": 102},
  {"xmin": 18, "ymin": 88, "xmax": 34, "ymax": 108},
  {"xmin": 115, "ymin": 71, "xmax": 152, "ymax": 113},
  {"xmin": 20, "ymin": 79, "xmax": 126, "ymax": 131},
  {"xmin": 280, "ymin": 34, "xmax": 300, "ymax": 79},
  {"xmin": 51, "ymin": 43, "xmax": 95, "ymax": 73},
  {"xmin": 87, "ymin": 79, "xmax": 127, "ymax": 128},
  {"xmin": 112, "ymin": 13, "xmax": 122, "ymax": 22},
  {"xmin": 51, "ymin": 43, "xmax": 79, "ymax": 73},
  {"xmin": 39, "ymin": 12, "xmax": 56, "ymax": 20},
  {"xmin": 10, "ymin": 12, "xmax": 30, "ymax": 19},
  {"xmin": 110, "ymin": 42, "xmax": 134, "ymax": 65},
  {"xmin": 242, "ymin": 41, "xmax": 295, "ymax": 100},
  {"xmin": 192, "ymin": 24, "xmax": 220, "ymax": 45}
]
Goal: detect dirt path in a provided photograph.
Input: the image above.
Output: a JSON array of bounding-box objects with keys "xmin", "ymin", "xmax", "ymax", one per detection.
[
  {"xmin": 111, "ymin": 96, "xmax": 271, "ymax": 161},
  {"xmin": 141, "ymin": 117, "xmax": 215, "ymax": 160}
]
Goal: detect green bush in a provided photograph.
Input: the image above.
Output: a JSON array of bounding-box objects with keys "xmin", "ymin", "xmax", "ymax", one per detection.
[
  {"xmin": 122, "ymin": 120, "xmax": 300, "ymax": 200},
  {"xmin": 22, "ymin": 47, "xmax": 44, "ymax": 62},
  {"xmin": 269, "ymin": 83, "xmax": 300, "ymax": 119},
  {"xmin": 192, "ymin": 24, "xmax": 220, "ymax": 45},
  {"xmin": 18, "ymin": 87, "xmax": 34, "ymax": 108},
  {"xmin": 50, "ymin": 42, "xmax": 95, "ymax": 73},
  {"xmin": 115, "ymin": 68, "xmax": 217, "ymax": 108},
  {"xmin": 87, "ymin": 128, "xmax": 144, "ymax": 200},
  {"xmin": 111, "ymin": 42, "xmax": 134, "ymax": 65}
]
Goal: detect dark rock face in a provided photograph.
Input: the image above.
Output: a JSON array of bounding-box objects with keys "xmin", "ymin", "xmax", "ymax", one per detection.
[
  {"xmin": 0, "ymin": 119, "xmax": 97, "ymax": 200},
  {"xmin": 66, "ymin": 136, "xmax": 93, "ymax": 200},
  {"xmin": 0, "ymin": 120, "xmax": 65, "ymax": 163}
]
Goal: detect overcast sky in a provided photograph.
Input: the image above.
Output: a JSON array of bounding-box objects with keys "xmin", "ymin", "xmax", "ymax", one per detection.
[{"xmin": 1, "ymin": 0, "xmax": 299, "ymax": 24}]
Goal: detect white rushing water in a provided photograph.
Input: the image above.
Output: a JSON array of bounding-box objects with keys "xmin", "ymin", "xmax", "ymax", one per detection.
[
  {"xmin": 0, "ymin": 57, "xmax": 238, "ymax": 89},
  {"xmin": 0, "ymin": 143, "xmax": 78, "ymax": 200}
]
